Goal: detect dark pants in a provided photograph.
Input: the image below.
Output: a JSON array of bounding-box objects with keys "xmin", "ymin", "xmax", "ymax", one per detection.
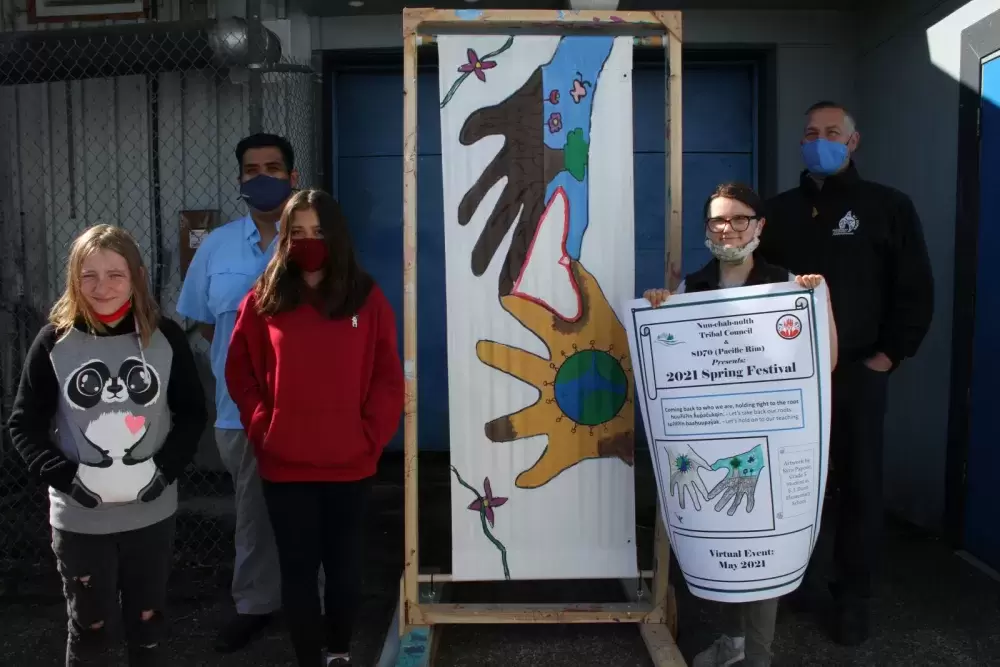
[
  {"xmin": 261, "ymin": 478, "xmax": 371, "ymax": 667},
  {"xmin": 722, "ymin": 598, "xmax": 778, "ymax": 666},
  {"xmin": 52, "ymin": 517, "xmax": 175, "ymax": 667},
  {"xmin": 829, "ymin": 361, "xmax": 889, "ymax": 606}
]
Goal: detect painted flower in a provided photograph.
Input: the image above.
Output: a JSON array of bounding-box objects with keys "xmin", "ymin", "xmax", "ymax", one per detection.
[
  {"xmin": 548, "ymin": 89, "xmax": 560, "ymax": 104},
  {"xmin": 467, "ymin": 477, "xmax": 508, "ymax": 528},
  {"xmin": 547, "ymin": 112, "xmax": 563, "ymax": 134},
  {"xmin": 458, "ymin": 48, "xmax": 498, "ymax": 82}
]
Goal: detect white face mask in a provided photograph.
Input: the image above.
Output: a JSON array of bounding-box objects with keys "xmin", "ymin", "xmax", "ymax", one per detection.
[{"xmin": 704, "ymin": 226, "xmax": 761, "ymax": 264}]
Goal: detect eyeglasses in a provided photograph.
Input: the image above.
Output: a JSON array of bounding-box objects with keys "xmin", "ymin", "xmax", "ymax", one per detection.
[{"xmin": 706, "ymin": 215, "xmax": 758, "ymax": 233}]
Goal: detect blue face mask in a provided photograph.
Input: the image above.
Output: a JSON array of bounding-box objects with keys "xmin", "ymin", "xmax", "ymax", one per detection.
[
  {"xmin": 801, "ymin": 138, "xmax": 849, "ymax": 176},
  {"xmin": 240, "ymin": 174, "xmax": 292, "ymax": 213}
]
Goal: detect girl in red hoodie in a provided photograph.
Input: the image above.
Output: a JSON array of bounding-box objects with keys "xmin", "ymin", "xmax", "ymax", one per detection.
[{"xmin": 225, "ymin": 189, "xmax": 404, "ymax": 666}]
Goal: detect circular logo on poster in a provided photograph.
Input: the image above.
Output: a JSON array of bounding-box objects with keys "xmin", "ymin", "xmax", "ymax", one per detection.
[
  {"xmin": 775, "ymin": 314, "xmax": 802, "ymax": 340},
  {"xmin": 553, "ymin": 349, "xmax": 629, "ymax": 426}
]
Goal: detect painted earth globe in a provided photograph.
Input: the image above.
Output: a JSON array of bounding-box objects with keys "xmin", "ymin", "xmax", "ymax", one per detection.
[{"xmin": 553, "ymin": 349, "xmax": 628, "ymax": 426}]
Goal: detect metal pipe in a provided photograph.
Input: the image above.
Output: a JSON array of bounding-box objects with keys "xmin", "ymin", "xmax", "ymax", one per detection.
[
  {"xmin": 250, "ymin": 63, "xmax": 314, "ymax": 74},
  {"xmin": 0, "ymin": 18, "xmax": 284, "ymax": 87},
  {"xmin": 147, "ymin": 0, "xmax": 165, "ymax": 303},
  {"xmin": 246, "ymin": 0, "xmax": 264, "ymax": 134}
]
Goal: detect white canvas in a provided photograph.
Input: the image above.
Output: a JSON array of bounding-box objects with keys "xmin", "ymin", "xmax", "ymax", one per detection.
[{"xmin": 438, "ymin": 34, "xmax": 638, "ymax": 581}]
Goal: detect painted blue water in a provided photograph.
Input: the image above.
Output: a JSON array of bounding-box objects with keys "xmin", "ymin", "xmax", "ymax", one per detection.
[{"xmin": 541, "ymin": 36, "xmax": 615, "ymax": 259}]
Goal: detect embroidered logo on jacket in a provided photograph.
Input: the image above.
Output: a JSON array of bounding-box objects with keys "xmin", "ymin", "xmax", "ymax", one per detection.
[{"xmin": 832, "ymin": 211, "xmax": 859, "ymax": 236}]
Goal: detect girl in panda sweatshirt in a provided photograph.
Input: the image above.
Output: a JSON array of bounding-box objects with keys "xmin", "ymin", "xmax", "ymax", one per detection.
[{"xmin": 7, "ymin": 224, "xmax": 207, "ymax": 667}]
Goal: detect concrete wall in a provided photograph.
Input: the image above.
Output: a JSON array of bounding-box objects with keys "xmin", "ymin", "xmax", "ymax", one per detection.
[
  {"xmin": 310, "ymin": 9, "xmax": 858, "ymax": 193},
  {"xmin": 855, "ymin": 0, "xmax": 1000, "ymax": 530}
]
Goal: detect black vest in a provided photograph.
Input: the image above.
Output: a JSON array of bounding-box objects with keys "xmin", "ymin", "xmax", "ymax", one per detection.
[{"xmin": 683, "ymin": 255, "xmax": 790, "ymax": 294}]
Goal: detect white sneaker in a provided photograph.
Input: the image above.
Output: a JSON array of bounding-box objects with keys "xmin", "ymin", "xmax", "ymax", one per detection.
[{"xmin": 692, "ymin": 634, "xmax": 746, "ymax": 667}]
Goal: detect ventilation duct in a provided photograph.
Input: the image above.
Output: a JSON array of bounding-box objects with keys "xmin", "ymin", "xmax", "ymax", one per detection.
[{"xmin": 0, "ymin": 17, "xmax": 283, "ymax": 86}]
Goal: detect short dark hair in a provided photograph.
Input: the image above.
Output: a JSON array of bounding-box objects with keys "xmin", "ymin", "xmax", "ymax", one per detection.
[
  {"xmin": 702, "ymin": 182, "xmax": 763, "ymax": 220},
  {"xmin": 255, "ymin": 189, "xmax": 374, "ymax": 319},
  {"xmin": 235, "ymin": 133, "xmax": 295, "ymax": 172}
]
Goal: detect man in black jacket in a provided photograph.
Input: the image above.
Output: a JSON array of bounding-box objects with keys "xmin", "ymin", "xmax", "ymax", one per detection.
[{"xmin": 759, "ymin": 101, "xmax": 934, "ymax": 646}]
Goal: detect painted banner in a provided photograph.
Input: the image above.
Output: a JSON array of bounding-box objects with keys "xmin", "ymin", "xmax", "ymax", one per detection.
[
  {"xmin": 438, "ymin": 35, "xmax": 637, "ymax": 581},
  {"xmin": 624, "ymin": 283, "xmax": 833, "ymax": 602}
]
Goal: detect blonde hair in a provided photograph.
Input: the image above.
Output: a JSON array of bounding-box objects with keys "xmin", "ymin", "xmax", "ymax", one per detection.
[{"xmin": 50, "ymin": 224, "xmax": 160, "ymax": 347}]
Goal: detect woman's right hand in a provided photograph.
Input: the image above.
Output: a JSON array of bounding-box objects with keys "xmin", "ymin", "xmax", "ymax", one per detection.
[{"xmin": 643, "ymin": 288, "xmax": 672, "ymax": 308}]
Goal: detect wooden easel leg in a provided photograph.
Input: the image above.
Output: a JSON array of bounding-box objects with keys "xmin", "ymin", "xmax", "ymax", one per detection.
[
  {"xmin": 639, "ymin": 623, "xmax": 687, "ymax": 666},
  {"xmin": 620, "ymin": 508, "xmax": 686, "ymax": 666},
  {"xmin": 652, "ymin": 512, "xmax": 678, "ymax": 639},
  {"xmin": 645, "ymin": 512, "xmax": 686, "ymax": 665},
  {"xmin": 377, "ymin": 576, "xmax": 444, "ymax": 667}
]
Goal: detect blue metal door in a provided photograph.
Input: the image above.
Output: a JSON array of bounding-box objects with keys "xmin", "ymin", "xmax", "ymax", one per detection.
[
  {"xmin": 333, "ymin": 61, "xmax": 756, "ymax": 451},
  {"xmin": 963, "ymin": 56, "xmax": 1000, "ymax": 570}
]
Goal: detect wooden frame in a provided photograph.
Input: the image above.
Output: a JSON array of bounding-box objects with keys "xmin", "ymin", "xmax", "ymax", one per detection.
[
  {"xmin": 392, "ymin": 8, "xmax": 684, "ymax": 666},
  {"xmin": 27, "ymin": 0, "xmax": 148, "ymax": 23}
]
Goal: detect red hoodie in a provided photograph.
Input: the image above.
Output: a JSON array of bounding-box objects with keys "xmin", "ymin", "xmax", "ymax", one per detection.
[{"xmin": 225, "ymin": 284, "xmax": 404, "ymax": 482}]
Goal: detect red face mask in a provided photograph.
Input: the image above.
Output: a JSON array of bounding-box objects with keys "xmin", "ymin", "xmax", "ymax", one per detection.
[
  {"xmin": 288, "ymin": 238, "xmax": 328, "ymax": 273},
  {"xmin": 94, "ymin": 299, "xmax": 132, "ymax": 324}
]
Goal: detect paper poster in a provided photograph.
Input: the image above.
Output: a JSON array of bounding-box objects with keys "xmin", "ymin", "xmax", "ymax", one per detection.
[
  {"xmin": 438, "ymin": 34, "xmax": 637, "ymax": 581},
  {"xmin": 624, "ymin": 282, "xmax": 832, "ymax": 602}
]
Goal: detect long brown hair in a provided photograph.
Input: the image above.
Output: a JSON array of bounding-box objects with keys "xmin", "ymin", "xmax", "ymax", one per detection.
[
  {"xmin": 50, "ymin": 224, "xmax": 160, "ymax": 347},
  {"xmin": 254, "ymin": 189, "xmax": 373, "ymax": 318}
]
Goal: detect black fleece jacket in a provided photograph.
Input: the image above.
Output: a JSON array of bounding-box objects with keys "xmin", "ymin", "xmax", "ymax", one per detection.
[{"xmin": 759, "ymin": 163, "xmax": 934, "ymax": 365}]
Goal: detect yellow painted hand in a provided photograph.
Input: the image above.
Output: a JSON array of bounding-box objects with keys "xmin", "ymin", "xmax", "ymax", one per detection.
[{"xmin": 476, "ymin": 260, "xmax": 634, "ymax": 489}]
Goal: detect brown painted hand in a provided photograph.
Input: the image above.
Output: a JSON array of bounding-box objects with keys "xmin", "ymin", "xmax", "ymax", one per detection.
[{"xmin": 458, "ymin": 70, "xmax": 563, "ymax": 296}]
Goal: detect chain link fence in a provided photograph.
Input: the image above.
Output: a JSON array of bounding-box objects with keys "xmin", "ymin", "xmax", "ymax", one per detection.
[{"xmin": 0, "ymin": 18, "xmax": 318, "ymax": 580}]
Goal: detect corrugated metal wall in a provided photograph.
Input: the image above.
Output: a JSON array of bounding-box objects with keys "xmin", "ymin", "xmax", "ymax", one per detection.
[
  {"xmin": 0, "ymin": 70, "xmax": 314, "ymax": 308},
  {"xmin": 0, "ymin": 68, "xmax": 314, "ymax": 410}
]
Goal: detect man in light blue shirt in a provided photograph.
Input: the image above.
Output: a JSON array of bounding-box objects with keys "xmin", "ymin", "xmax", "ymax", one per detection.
[{"xmin": 177, "ymin": 133, "xmax": 296, "ymax": 653}]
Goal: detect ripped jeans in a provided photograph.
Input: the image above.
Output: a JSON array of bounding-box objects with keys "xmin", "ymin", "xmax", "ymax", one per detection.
[{"xmin": 52, "ymin": 517, "xmax": 175, "ymax": 667}]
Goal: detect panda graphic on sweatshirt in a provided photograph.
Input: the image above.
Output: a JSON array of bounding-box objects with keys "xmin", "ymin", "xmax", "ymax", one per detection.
[
  {"xmin": 61, "ymin": 350, "xmax": 168, "ymax": 505},
  {"xmin": 7, "ymin": 314, "xmax": 208, "ymax": 536}
]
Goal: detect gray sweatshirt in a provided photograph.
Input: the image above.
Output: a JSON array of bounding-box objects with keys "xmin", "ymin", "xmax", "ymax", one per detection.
[{"xmin": 7, "ymin": 314, "xmax": 207, "ymax": 535}]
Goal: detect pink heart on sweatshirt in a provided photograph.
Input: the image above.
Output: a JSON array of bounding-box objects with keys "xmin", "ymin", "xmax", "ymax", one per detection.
[{"xmin": 125, "ymin": 414, "xmax": 146, "ymax": 435}]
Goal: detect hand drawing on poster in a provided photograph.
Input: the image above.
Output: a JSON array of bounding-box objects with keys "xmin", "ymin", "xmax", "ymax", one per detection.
[
  {"xmin": 624, "ymin": 283, "xmax": 832, "ymax": 602},
  {"xmin": 439, "ymin": 34, "xmax": 636, "ymax": 581}
]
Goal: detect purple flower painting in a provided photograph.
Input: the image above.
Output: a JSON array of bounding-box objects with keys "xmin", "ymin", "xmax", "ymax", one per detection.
[
  {"xmin": 451, "ymin": 465, "xmax": 511, "ymax": 579},
  {"xmin": 466, "ymin": 477, "xmax": 508, "ymax": 528},
  {"xmin": 459, "ymin": 48, "xmax": 498, "ymax": 82},
  {"xmin": 547, "ymin": 112, "xmax": 563, "ymax": 134},
  {"xmin": 440, "ymin": 36, "xmax": 515, "ymax": 109}
]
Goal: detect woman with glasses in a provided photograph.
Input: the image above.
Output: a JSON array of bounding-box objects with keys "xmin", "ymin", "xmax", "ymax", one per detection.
[{"xmin": 644, "ymin": 182, "xmax": 838, "ymax": 667}]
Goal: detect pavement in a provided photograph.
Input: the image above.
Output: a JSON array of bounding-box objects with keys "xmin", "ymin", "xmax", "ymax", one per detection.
[{"xmin": 1, "ymin": 453, "xmax": 999, "ymax": 666}]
